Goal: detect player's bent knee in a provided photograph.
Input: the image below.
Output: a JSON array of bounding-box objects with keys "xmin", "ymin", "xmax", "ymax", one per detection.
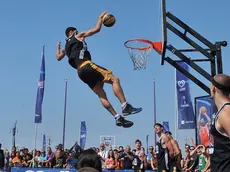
[{"xmin": 111, "ymin": 75, "xmax": 120, "ymax": 84}]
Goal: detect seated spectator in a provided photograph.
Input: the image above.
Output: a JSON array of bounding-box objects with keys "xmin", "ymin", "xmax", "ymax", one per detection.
[
  {"xmin": 38, "ymin": 150, "xmax": 46, "ymax": 167},
  {"xmin": 114, "ymin": 150, "xmax": 122, "ymax": 170},
  {"xmin": 134, "ymin": 139, "xmax": 142, "ymax": 156},
  {"xmin": 104, "ymin": 150, "xmax": 115, "ymax": 170},
  {"xmin": 12, "ymin": 152, "xmax": 22, "ymax": 167},
  {"xmin": 44, "ymin": 147, "xmax": 54, "ymax": 167},
  {"xmin": 52, "ymin": 148, "xmax": 66, "ymax": 168},
  {"xmin": 97, "ymin": 144, "xmax": 108, "ymax": 169},
  {"xmin": 198, "ymin": 146, "xmax": 207, "ymax": 172},
  {"xmin": 4, "ymin": 150, "xmax": 10, "ymax": 170},
  {"xmin": 66, "ymin": 152, "xmax": 77, "ymax": 169},
  {"xmin": 120, "ymin": 145, "xmax": 134, "ymax": 170},
  {"xmin": 151, "ymin": 152, "xmax": 158, "ymax": 171},
  {"xmin": 133, "ymin": 150, "xmax": 147, "ymax": 172},
  {"xmin": 21, "ymin": 155, "xmax": 29, "ymax": 167},
  {"xmin": 35, "ymin": 150, "xmax": 41, "ymax": 166},
  {"xmin": 146, "ymin": 146, "xmax": 154, "ymax": 170},
  {"xmin": 203, "ymin": 147, "xmax": 210, "ymax": 172}
]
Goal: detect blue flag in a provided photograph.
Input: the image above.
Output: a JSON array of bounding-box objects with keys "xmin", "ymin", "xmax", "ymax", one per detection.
[
  {"xmin": 80, "ymin": 121, "xmax": 87, "ymax": 149},
  {"xmin": 176, "ymin": 62, "xmax": 195, "ymax": 129},
  {"xmin": 163, "ymin": 121, "xmax": 169, "ymax": 132},
  {"xmin": 195, "ymin": 96, "xmax": 217, "ymax": 147},
  {"xmin": 35, "ymin": 46, "xmax": 45, "ymax": 123},
  {"xmin": 42, "ymin": 134, "xmax": 46, "ymax": 151}
]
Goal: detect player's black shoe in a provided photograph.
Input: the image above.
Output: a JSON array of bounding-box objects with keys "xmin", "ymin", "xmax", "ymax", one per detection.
[
  {"xmin": 122, "ymin": 103, "xmax": 142, "ymax": 116},
  {"xmin": 116, "ymin": 116, "xmax": 133, "ymax": 128}
]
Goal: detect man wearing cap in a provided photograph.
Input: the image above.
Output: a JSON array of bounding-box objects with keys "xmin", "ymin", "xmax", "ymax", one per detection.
[
  {"xmin": 209, "ymin": 74, "xmax": 230, "ymax": 172},
  {"xmin": 165, "ymin": 131, "xmax": 182, "ymax": 172},
  {"xmin": 154, "ymin": 123, "xmax": 174, "ymax": 172}
]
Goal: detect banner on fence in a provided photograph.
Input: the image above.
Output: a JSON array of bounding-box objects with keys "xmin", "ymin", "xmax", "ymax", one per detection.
[{"xmin": 195, "ymin": 96, "xmax": 217, "ymax": 147}]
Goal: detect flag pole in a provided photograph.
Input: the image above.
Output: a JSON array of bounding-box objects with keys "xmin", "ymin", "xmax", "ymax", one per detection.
[
  {"xmin": 146, "ymin": 135, "xmax": 149, "ymax": 153},
  {"xmin": 12, "ymin": 121, "xmax": 17, "ymax": 148},
  {"xmin": 175, "ymin": 69, "xmax": 178, "ymax": 140},
  {"xmin": 62, "ymin": 78, "xmax": 68, "ymax": 149},
  {"xmin": 32, "ymin": 123, "xmax": 38, "ymax": 167},
  {"xmin": 33, "ymin": 45, "xmax": 45, "ymax": 167},
  {"xmin": 153, "ymin": 77, "xmax": 157, "ymax": 146}
]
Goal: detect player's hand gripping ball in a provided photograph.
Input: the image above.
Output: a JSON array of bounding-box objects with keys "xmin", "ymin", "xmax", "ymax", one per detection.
[{"xmin": 103, "ymin": 14, "xmax": 116, "ymax": 27}]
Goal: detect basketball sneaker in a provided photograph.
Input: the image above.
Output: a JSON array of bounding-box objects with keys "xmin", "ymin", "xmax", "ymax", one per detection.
[
  {"xmin": 122, "ymin": 103, "xmax": 142, "ymax": 116},
  {"xmin": 116, "ymin": 116, "xmax": 134, "ymax": 128}
]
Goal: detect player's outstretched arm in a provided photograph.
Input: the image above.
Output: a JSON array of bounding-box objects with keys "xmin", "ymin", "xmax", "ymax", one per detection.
[
  {"xmin": 56, "ymin": 41, "xmax": 65, "ymax": 61},
  {"xmin": 76, "ymin": 11, "xmax": 107, "ymax": 39}
]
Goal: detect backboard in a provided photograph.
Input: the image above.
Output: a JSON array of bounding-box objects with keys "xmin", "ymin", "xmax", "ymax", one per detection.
[
  {"xmin": 161, "ymin": 0, "xmax": 167, "ymax": 65},
  {"xmin": 100, "ymin": 135, "xmax": 115, "ymax": 150}
]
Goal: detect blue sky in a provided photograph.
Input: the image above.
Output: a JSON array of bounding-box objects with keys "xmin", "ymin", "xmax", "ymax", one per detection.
[{"xmin": 1, "ymin": 0, "xmax": 230, "ymax": 152}]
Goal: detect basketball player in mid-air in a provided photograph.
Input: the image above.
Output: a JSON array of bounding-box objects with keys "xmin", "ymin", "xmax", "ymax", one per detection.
[
  {"xmin": 209, "ymin": 74, "xmax": 230, "ymax": 172},
  {"xmin": 56, "ymin": 11, "xmax": 142, "ymax": 128}
]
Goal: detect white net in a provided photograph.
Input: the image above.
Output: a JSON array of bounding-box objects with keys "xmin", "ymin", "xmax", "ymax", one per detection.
[{"xmin": 125, "ymin": 40, "xmax": 153, "ymax": 70}]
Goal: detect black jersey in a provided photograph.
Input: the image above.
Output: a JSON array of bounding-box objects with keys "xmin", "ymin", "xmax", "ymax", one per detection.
[
  {"xmin": 65, "ymin": 33, "xmax": 91, "ymax": 68},
  {"xmin": 156, "ymin": 136, "xmax": 170, "ymax": 172},
  {"xmin": 210, "ymin": 102, "xmax": 230, "ymax": 172}
]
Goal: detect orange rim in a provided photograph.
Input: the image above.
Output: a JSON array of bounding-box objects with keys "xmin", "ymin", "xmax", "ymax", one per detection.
[{"xmin": 124, "ymin": 39, "xmax": 163, "ymax": 53}]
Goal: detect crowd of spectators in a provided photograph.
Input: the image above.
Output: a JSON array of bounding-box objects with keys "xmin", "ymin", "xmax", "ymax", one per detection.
[{"xmin": 0, "ymin": 136, "xmax": 210, "ymax": 172}]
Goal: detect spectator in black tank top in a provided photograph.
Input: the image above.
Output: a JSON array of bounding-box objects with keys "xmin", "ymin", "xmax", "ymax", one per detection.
[
  {"xmin": 154, "ymin": 123, "xmax": 174, "ymax": 172},
  {"xmin": 55, "ymin": 11, "xmax": 142, "ymax": 129},
  {"xmin": 209, "ymin": 74, "xmax": 230, "ymax": 172}
]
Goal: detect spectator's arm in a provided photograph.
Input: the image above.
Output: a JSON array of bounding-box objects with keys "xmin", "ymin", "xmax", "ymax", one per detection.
[
  {"xmin": 143, "ymin": 156, "xmax": 148, "ymax": 169},
  {"xmin": 190, "ymin": 137, "xmax": 196, "ymax": 147},
  {"xmin": 125, "ymin": 152, "xmax": 134, "ymax": 161},
  {"xmin": 163, "ymin": 135, "xmax": 174, "ymax": 157},
  {"xmin": 99, "ymin": 156, "xmax": 106, "ymax": 162},
  {"xmin": 150, "ymin": 158, "xmax": 157, "ymax": 170},
  {"xmin": 189, "ymin": 145, "xmax": 204, "ymax": 157},
  {"xmin": 203, "ymin": 157, "xmax": 210, "ymax": 172},
  {"xmin": 186, "ymin": 162, "xmax": 195, "ymax": 171},
  {"xmin": 180, "ymin": 158, "xmax": 184, "ymax": 169},
  {"xmin": 44, "ymin": 154, "xmax": 54, "ymax": 163}
]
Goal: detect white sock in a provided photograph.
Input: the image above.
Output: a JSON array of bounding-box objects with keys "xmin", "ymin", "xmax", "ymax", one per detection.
[
  {"xmin": 121, "ymin": 102, "xmax": 127, "ymax": 109},
  {"xmin": 114, "ymin": 114, "xmax": 120, "ymax": 119}
]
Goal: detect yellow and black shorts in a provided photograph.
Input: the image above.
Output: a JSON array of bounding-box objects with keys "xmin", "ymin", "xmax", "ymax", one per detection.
[{"xmin": 77, "ymin": 60, "xmax": 112, "ymax": 92}]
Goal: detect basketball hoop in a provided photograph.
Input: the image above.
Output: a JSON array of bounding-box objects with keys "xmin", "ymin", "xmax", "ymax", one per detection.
[{"xmin": 124, "ymin": 39, "xmax": 162, "ymax": 70}]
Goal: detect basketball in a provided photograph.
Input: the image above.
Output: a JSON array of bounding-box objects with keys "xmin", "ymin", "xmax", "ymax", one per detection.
[{"xmin": 103, "ymin": 14, "xmax": 116, "ymax": 27}]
